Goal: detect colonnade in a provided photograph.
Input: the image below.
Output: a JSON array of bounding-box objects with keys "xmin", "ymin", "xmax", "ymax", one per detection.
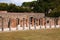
[{"xmin": 0, "ymin": 17, "xmax": 60, "ymax": 31}]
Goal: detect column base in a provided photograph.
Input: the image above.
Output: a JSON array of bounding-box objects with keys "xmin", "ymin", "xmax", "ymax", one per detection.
[
  {"xmin": 56, "ymin": 25, "xmax": 60, "ymax": 28},
  {"xmin": 46, "ymin": 25, "xmax": 50, "ymax": 29},
  {"xmin": 51, "ymin": 25, "xmax": 55, "ymax": 28},
  {"xmin": 4, "ymin": 28, "xmax": 9, "ymax": 31},
  {"xmin": 0, "ymin": 28, "xmax": 2, "ymax": 31},
  {"xmin": 19, "ymin": 27, "xmax": 23, "ymax": 30},
  {"xmin": 36, "ymin": 26, "xmax": 40, "ymax": 29},
  {"xmin": 17, "ymin": 25, "xmax": 21, "ymax": 30},
  {"xmin": 10, "ymin": 27, "xmax": 16, "ymax": 31},
  {"xmin": 24, "ymin": 26, "xmax": 29, "ymax": 30},
  {"xmin": 41, "ymin": 26, "xmax": 45, "ymax": 29},
  {"xmin": 30, "ymin": 25, "xmax": 35, "ymax": 30}
]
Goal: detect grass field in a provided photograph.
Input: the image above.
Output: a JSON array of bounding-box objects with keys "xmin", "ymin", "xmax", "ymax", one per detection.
[{"xmin": 0, "ymin": 28, "xmax": 60, "ymax": 40}]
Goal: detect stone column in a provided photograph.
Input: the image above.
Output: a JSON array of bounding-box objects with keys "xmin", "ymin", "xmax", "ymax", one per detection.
[
  {"xmin": 16, "ymin": 18, "xmax": 20, "ymax": 30},
  {"xmin": 23, "ymin": 18, "xmax": 26, "ymax": 27},
  {"xmin": 31, "ymin": 17, "xmax": 35, "ymax": 30},
  {"xmin": 3, "ymin": 18, "xmax": 9, "ymax": 31},
  {"xmin": 50, "ymin": 18, "xmax": 55, "ymax": 28},
  {"xmin": 18, "ymin": 19, "xmax": 23, "ymax": 30},
  {"xmin": 20, "ymin": 19, "xmax": 24, "ymax": 30},
  {"xmin": 26, "ymin": 19, "xmax": 28, "ymax": 27},
  {"xmin": 0, "ymin": 18, "xmax": 3, "ymax": 31},
  {"xmin": 23, "ymin": 18, "xmax": 25, "ymax": 30},
  {"xmin": 57, "ymin": 18, "xmax": 60, "ymax": 28},
  {"xmin": 2, "ymin": 18, "xmax": 3, "ymax": 31},
  {"xmin": 37, "ymin": 19, "xmax": 39, "ymax": 26},
  {"xmin": 20, "ymin": 20, "xmax": 23, "ymax": 27},
  {"xmin": 40, "ymin": 18, "xmax": 43, "ymax": 26},
  {"xmin": 42, "ymin": 18, "xmax": 45, "ymax": 26},
  {"xmin": 32, "ymin": 18, "xmax": 34, "ymax": 26},
  {"xmin": 10, "ymin": 18, "xmax": 16, "ymax": 31},
  {"xmin": 36, "ymin": 18, "xmax": 40, "ymax": 29},
  {"xmin": 39, "ymin": 18, "xmax": 41, "ymax": 28},
  {"xmin": 16, "ymin": 18, "xmax": 19, "ymax": 26},
  {"xmin": 24, "ymin": 18, "xmax": 29, "ymax": 30},
  {"xmin": 50, "ymin": 18, "xmax": 51, "ymax": 28},
  {"xmin": 40, "ymin": 18, "xmax": 45, "ymax": 29},
  {"xmin": 8, "ymin": 18, "xmax": 11, "ymax": 31}
]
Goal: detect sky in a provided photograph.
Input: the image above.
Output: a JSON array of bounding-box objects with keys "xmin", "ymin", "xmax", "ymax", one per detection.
[{"xmin": 0, "ymin": 0, "xmax": 37, "ymax": 6}]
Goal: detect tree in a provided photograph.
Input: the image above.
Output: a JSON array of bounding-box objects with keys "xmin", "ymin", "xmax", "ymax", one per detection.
[
  {"xmin": 46, "ymin": 3, "xmax": 60, "ymax": 27},
  {"xmin": 0, "ymin": 3, "xmax": 8, "ymax": 10},
  {"xmin": 8, "ymin": 3, "xmax": 17, "ymax": 12}
]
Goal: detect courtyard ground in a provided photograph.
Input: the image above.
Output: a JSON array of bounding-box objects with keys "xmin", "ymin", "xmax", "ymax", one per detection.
[{"xmin": 0, "ymin": 28, "xmax": 60, "ymax": 40}]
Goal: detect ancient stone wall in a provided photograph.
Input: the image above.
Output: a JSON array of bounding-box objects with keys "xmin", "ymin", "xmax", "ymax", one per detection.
[{"xmin": 0, "ymin": 12, "xmax": 60, "ymax": 31}]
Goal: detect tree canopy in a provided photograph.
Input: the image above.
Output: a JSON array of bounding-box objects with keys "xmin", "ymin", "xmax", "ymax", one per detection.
[{"xmin": 0, "ymin": 0, "xmax": 60, "ymax": 17}]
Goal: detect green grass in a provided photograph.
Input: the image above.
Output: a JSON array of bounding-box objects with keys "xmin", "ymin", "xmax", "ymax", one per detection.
[{"xmin": 0, "ymin": 28, "xmax": 60, "ymax": 40}]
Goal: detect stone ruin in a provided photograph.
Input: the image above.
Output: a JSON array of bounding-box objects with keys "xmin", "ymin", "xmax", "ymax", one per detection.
[{"xmin": 0, "ymin": 11, "xmax": 60, "ymax": 31}]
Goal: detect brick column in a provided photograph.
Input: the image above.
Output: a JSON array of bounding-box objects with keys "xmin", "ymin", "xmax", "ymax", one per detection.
[
  {"xmin": 20, "ymin": 20, "xmax": 23, "ymax": 27},
  {"xmin": 40, "ymin": 18, "xmax": 43, "ymax": 26},
  {"xmin": 19, "ymin": 19, "xmax": 21, "ymax": 26},
  {"xmin": 10, "ymin": 18, "xmax": 17, "ymax": 31},
  {"xmin": 39, "ymin": 18, "xmax": 41, "ymax": 25},
  {"xmin": 37, "ymin": 19, "xmax": 39, "ymax": 26},
  {"xmin": 50, "ymin": 18, "xmax": 55, "ymax": 28},
  {"xmin": 3, "ymin": 18, "xmax": 8, "ymax": 28},
  {"xmin": 18, "ymin": 19, "xmax": 23, "ymax": 30},
  {"xmin": 42, "ymin": 18, "xmax": 45, "ymax": 26},
  {"xmin": 30, "ymin": 17, "xmax": 35, "ymax": 30},
  {"xmin": 23, "ymin": 18, "xmax": 29, "ymax": 30},
  {"xmin": 56, "ymin": 18, "xmax": 60, "ymax": 28},
  {"xmin": 10, "ymin": 19, "xmax": 17, "ymax": 28},
  {"xmin": 0, "ymin": 18, "xmax": 3, "ymax": 31},
  {"xmin": 8, "ymin": 18, "xmax": 11, "ymax": 31},
  {"xmin": 16, "ymin": 18, "xmax": 20, "ymax": 30},
  {"xmin": 36, "ymin": 18, "xmax": 40, "ymax": 29},
  {"xmin": 58, "ymin": 18, "xmax": 60, "ymax": 25},
  {"xmin": 23, "ymin": 18, "xmax": 29, "ymax": 27},
  {"xmin": 40, "ymin": 18, "xmax": 45, "ymax": 29},
  {"xmin": 39, "ymin": 18, "xmax": 41, "ymax": 28},
  {"xmin": 16, "ymin": 18, "xmax": 19, "ymax": 26},
  {"xmin": 32, "ymin": 18, "xmax": 34, "ymax": 27},
  {"xmin": 23, "ymin": 18, "xmax": 26, "ymax": 27}
]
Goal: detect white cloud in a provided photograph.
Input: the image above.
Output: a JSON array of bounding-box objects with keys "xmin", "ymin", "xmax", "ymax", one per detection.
[
  {"xmin": 11, "ymin": 0, "xmax": 34, "ymax": 3},
  {"xmin": 0, "ymin": 0, "xmax": 36, "ymax": 6},
  {"xmin": 11, "ymin": 0, "xmax": 35, "ymax": 5}
]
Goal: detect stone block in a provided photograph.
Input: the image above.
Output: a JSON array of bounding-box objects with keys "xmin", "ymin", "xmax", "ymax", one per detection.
[
  {"xmin": 46, "ymin": 25, "xmax": 50, "ymax": 29},
  {"xmin": 41, "ymin": 25, "xmax": 45, "ymax": 29},
  {"xmin": 30, "ymin": 25, "xmax": 35, "ymax": 30},
  {"xmin": 10, "ymin": 27, "xmax": 16, "ymax": 31},
  {"xmin": 4, "ymin": 28, "xmax": 9, "ymax": 31},
  {"xmin": 36, "ymin": 25, "xmax": 40, "ymax": 29},
  {"xmin": 56, "ymin": 25, "xmax": 60, "ymax": 28}
]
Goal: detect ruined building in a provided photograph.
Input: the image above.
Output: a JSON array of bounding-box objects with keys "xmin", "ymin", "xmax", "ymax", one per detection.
[{"xmin": 0, "ymin": 11, "xmax": 60, "ymax": 31}]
